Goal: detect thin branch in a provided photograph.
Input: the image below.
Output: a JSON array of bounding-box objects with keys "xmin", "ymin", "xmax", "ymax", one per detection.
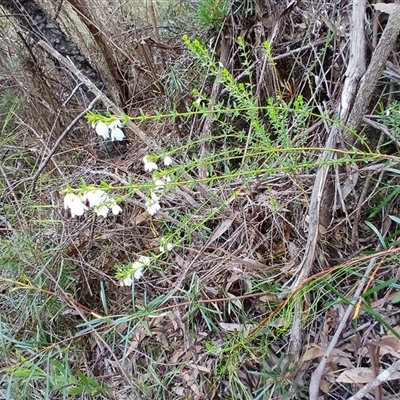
[
  {"xmin": 306, "ymin": 4, "xmax": 368, "ymax": 398},
  {"xmin": 37, "ymin": 39, "xmax": 160, "ymax": 151},
  {"xmin": 347, "ymin": 358, "xmax": 400, "ymax": 400},
  {"xmin": 309, "ymin": 257, "xmax": 378, "ymax": 400},
  {"xmin": 345, "ymin": 5, "xmax": 400, "ymax": 142},
  {"xmin": 31, "ymin": 94, "xmax": 101, "ymax": 188}
]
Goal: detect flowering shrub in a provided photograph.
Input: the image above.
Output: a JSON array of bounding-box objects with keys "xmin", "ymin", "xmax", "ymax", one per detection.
[
  {"xmin": 62, "ymin": 113, "xmax": 176, "ymax": 285},
  {"xmin": 63, "ymin": 189, "xmax": 122, "ymax": 218}
]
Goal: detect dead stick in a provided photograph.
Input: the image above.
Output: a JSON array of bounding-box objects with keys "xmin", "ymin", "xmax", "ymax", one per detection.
[
  {"xmin": 37, "ymin": 40, "xmax": 160, "ymax": 151},
  {"xmin": 309, "ymin": 257, "xmax": 378, "ymax": 400},
  {"xmin": 347, "ymin": 359, "xmax": 400, "ymax": 400},
  {"xmin": 31, "ymin": 94, "xmax": 101, "ymax": 188},
  {"xmin": 345, "ymin": 5, "xmax": 400, "ymax": 142},
  {"xmin": 294, "ymin": 0, "xmax": 367, "ymax": 396}
]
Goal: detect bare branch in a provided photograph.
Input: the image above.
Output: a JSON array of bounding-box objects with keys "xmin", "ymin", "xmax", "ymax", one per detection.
[
  {"xmin": 345, "ymin": 5, "xmax": 400, "ymax": 142},
  {"xmin": 38, "ymin": 39, "xmax": 159, "ymax": 150}
]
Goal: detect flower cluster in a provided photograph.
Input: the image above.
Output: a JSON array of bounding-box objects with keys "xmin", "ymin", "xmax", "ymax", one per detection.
[
  {"xmin": 143, "ymin": 155, "xmax": 172, "ymax": 172},
  {"xmin": 119, "ymin": 256, "xmax": 150, "ymax": 286},
  {"xmin": 159, "ymin": 237, "xmax": 173, "ymax": 253},
  {"xmin": 64, "ymin": 189, "xmax": 122, "ymax": 218},
  {"xmin": 145, "ymin": 192, "xmax": 161, "ymax": 216},
  {"xmin": 143, "ymin": 155, "xmax": 173, "ymax": 216},
  {"xmin": 93, "ymin": 120, "xmax": 125, "ymax": 141}
]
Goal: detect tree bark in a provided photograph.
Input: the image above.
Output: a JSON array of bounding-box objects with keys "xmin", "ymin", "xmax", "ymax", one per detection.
[
  {"xmin": 0, "ymin": 0, "xmax": 106, "ymax": 96},
  {"xmin": 344, "ymin": 5, "xmax": 400, "ymax": 143}
]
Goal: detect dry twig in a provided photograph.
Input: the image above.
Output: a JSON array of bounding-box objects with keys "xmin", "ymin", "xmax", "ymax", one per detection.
[
  {"xmin": 345, "ymin": 5, "xmax": 400, "ymax": 142},
  {"xmin": 31, "ymin": 93, "xmax": 102, "ymax": 188},
  {"xmin": 37, "ymin": 40, "xmax": 160, "ymax": 151},
  {"xmin": 308, "ymin": 257, "xmax": 378, "ymax": 399},
  {"xmin": 289, "ymin": 0, "xmax": 367, "ymax": 394},
  {"xmin": 347, "ymin": 358, "xmax": 400, "ymax": 400}
]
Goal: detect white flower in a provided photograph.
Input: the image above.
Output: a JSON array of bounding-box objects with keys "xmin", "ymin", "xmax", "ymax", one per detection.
[
  {"xmin": 95, "ymin": 204, "xmax": 109, "ymax": 218},
  {"xmin": 109, "ymin": 199, "xmax": 122, "ymax": 215},
  {"xmin": 120, "ymin": 276, "xmax": 133, "ymax": 286},
  {"xmin": 93, "ymin": 120, "xmax": 125, "ymax": 141},
  {"xmin": 108, "ymin": 120, "xmax": 125, "ymax": 141},
  {"xmin": 153, "ymin": 179, "xmax": 165, "ymax": 193},
  {"xmin": 82, "ymin": 190, "xmax": 109, "ymax": 207},
  {"xmin": 154, "ymin": 179, "xmax": 165, "ymax": 187},
  {"xmin": 64, "ymin": 193, "xmax": 88, "ymax": 217},
  {"xmin": 138, "ymin": 255, "xmax": 151, "ymax": 265},
  {"xmin": 132, "ymin": 256, "xmax": 150, "ymax": 280},
  {"xmin": 119, "ymin": 256, "xmax": 150, "ymax": 286},
  {"xmin": 146, "ymin": 200, "xmax": 161, "ymax": 216},
  {"xmin": 146, "ymin": 193, "xmax": 161, "ymax": 216},
  {"xmin": 94, "ymin": 121, "xmax": 109, "ymax": 139},
  {"xmin": 163, "ymin": 156, "xmax": 172, "ymax": 166},
  {"xmin": 159, "ymin": 241, "xmax": 173, "ymax": 253},
  {"xmin": 143, "ymin": 155, "xmax": 158, "ymax": 172},
  {"xmin": 151, "ymin": 192, "xmax": 160, "ymax": 202}
]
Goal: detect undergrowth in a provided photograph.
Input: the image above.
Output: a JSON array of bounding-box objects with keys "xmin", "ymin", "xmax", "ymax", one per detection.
[{"xmin": 1, "ymin": 20, "xmax": 400, "ymax": 400}]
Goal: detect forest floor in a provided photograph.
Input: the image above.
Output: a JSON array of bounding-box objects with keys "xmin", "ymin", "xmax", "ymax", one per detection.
[{"xmin": 2, "ymin": 1, "xmax": 400, "ymax": 399}]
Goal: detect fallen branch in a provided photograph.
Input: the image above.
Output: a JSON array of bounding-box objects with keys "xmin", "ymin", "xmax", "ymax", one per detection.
[
  {"xmin": 288, "ymin": 0, "xmax": 367, "ymax": 396},
  {"xmin": 347, "ymin": 358, "xmax": 400, "ymax": 400},
  {"xmin": 345, "ymin": 5, "xmax": 400, "ymax": 142},
  {"xmin": 307, "ymin": 6, "xmax": 400, "ymax": 397},
  {"xmin": 37, "ymin": 40, "xmax": 160, "ymax": 151},
  {"xmin": 293, "ymin": 0, "xmax": 366, "ymax": 289},
  {"xmin": 31, "ymin": 94, "xmax": 101, "ymax": 188}
]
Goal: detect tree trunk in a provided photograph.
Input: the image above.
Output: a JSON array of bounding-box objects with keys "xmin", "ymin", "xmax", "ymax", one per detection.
[{"xmin": 0, "ymin": 0, "xmax": 106, "ymax": 98}]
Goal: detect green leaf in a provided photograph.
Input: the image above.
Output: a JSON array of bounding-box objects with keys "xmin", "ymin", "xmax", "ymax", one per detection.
[
  {"xmin": 364, "ymin": 221, "xmax": 387, "ymax": 248},
  {"xmin": 389, "ymin": 215, "xmax": 400, "ymax": 224},
  {"xmin": 362, "ymin": 278, "xmax": 397, "ymax": 298}
]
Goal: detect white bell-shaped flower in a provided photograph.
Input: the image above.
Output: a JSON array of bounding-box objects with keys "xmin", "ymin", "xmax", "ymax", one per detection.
[
  {"xmin": 82, "ymin": 190, "xmax": 109, "ymax": 207},
  {"xmin": 163, "ymin": 156, "xmax": 173, "ymax": 166},
  {"xmin": 64, "ymin": 193, "xmax": 88, "ymax": 217},
  {"xmin": 146, "ymin": 200, "xmax": 160, "ymax": 216},
  {"xmin": 109, "ymin": 120, "xmax": 125, "ymax": 141},
  {"xmin": 94, "ymin": 121, "xmax": 109, "ymax": 139},
  {"xmin": 109, "ymin": 199, "xmax": 122, "ymax": 215},
  {"xmin": 132, "ymin": 256, "xmax": 150, "ymax": 279},
  {"xmin": 159, "ymin": 240, "xmax": 173, "ymax": 253},
  {"xmin": 145, "ymin": 192, "xmax": 161, "ymax": 216},
  {"xmin": 120, "ymin": 256, "xmax": 150, "ymax": 285},
  {"xmin": 143, "ymin": 155, "xmax": 158, "ymax": 172},
  {"xmin": 153, "ymin": 179, "xmax": 165, "ymax": 194},
  {"xmin": 120, "ymin": 276, "xmax": 133, "ymax": 286},
  {"xmin": 94, "ymin": 204, "xmax": 109, "ymax": 218}
]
